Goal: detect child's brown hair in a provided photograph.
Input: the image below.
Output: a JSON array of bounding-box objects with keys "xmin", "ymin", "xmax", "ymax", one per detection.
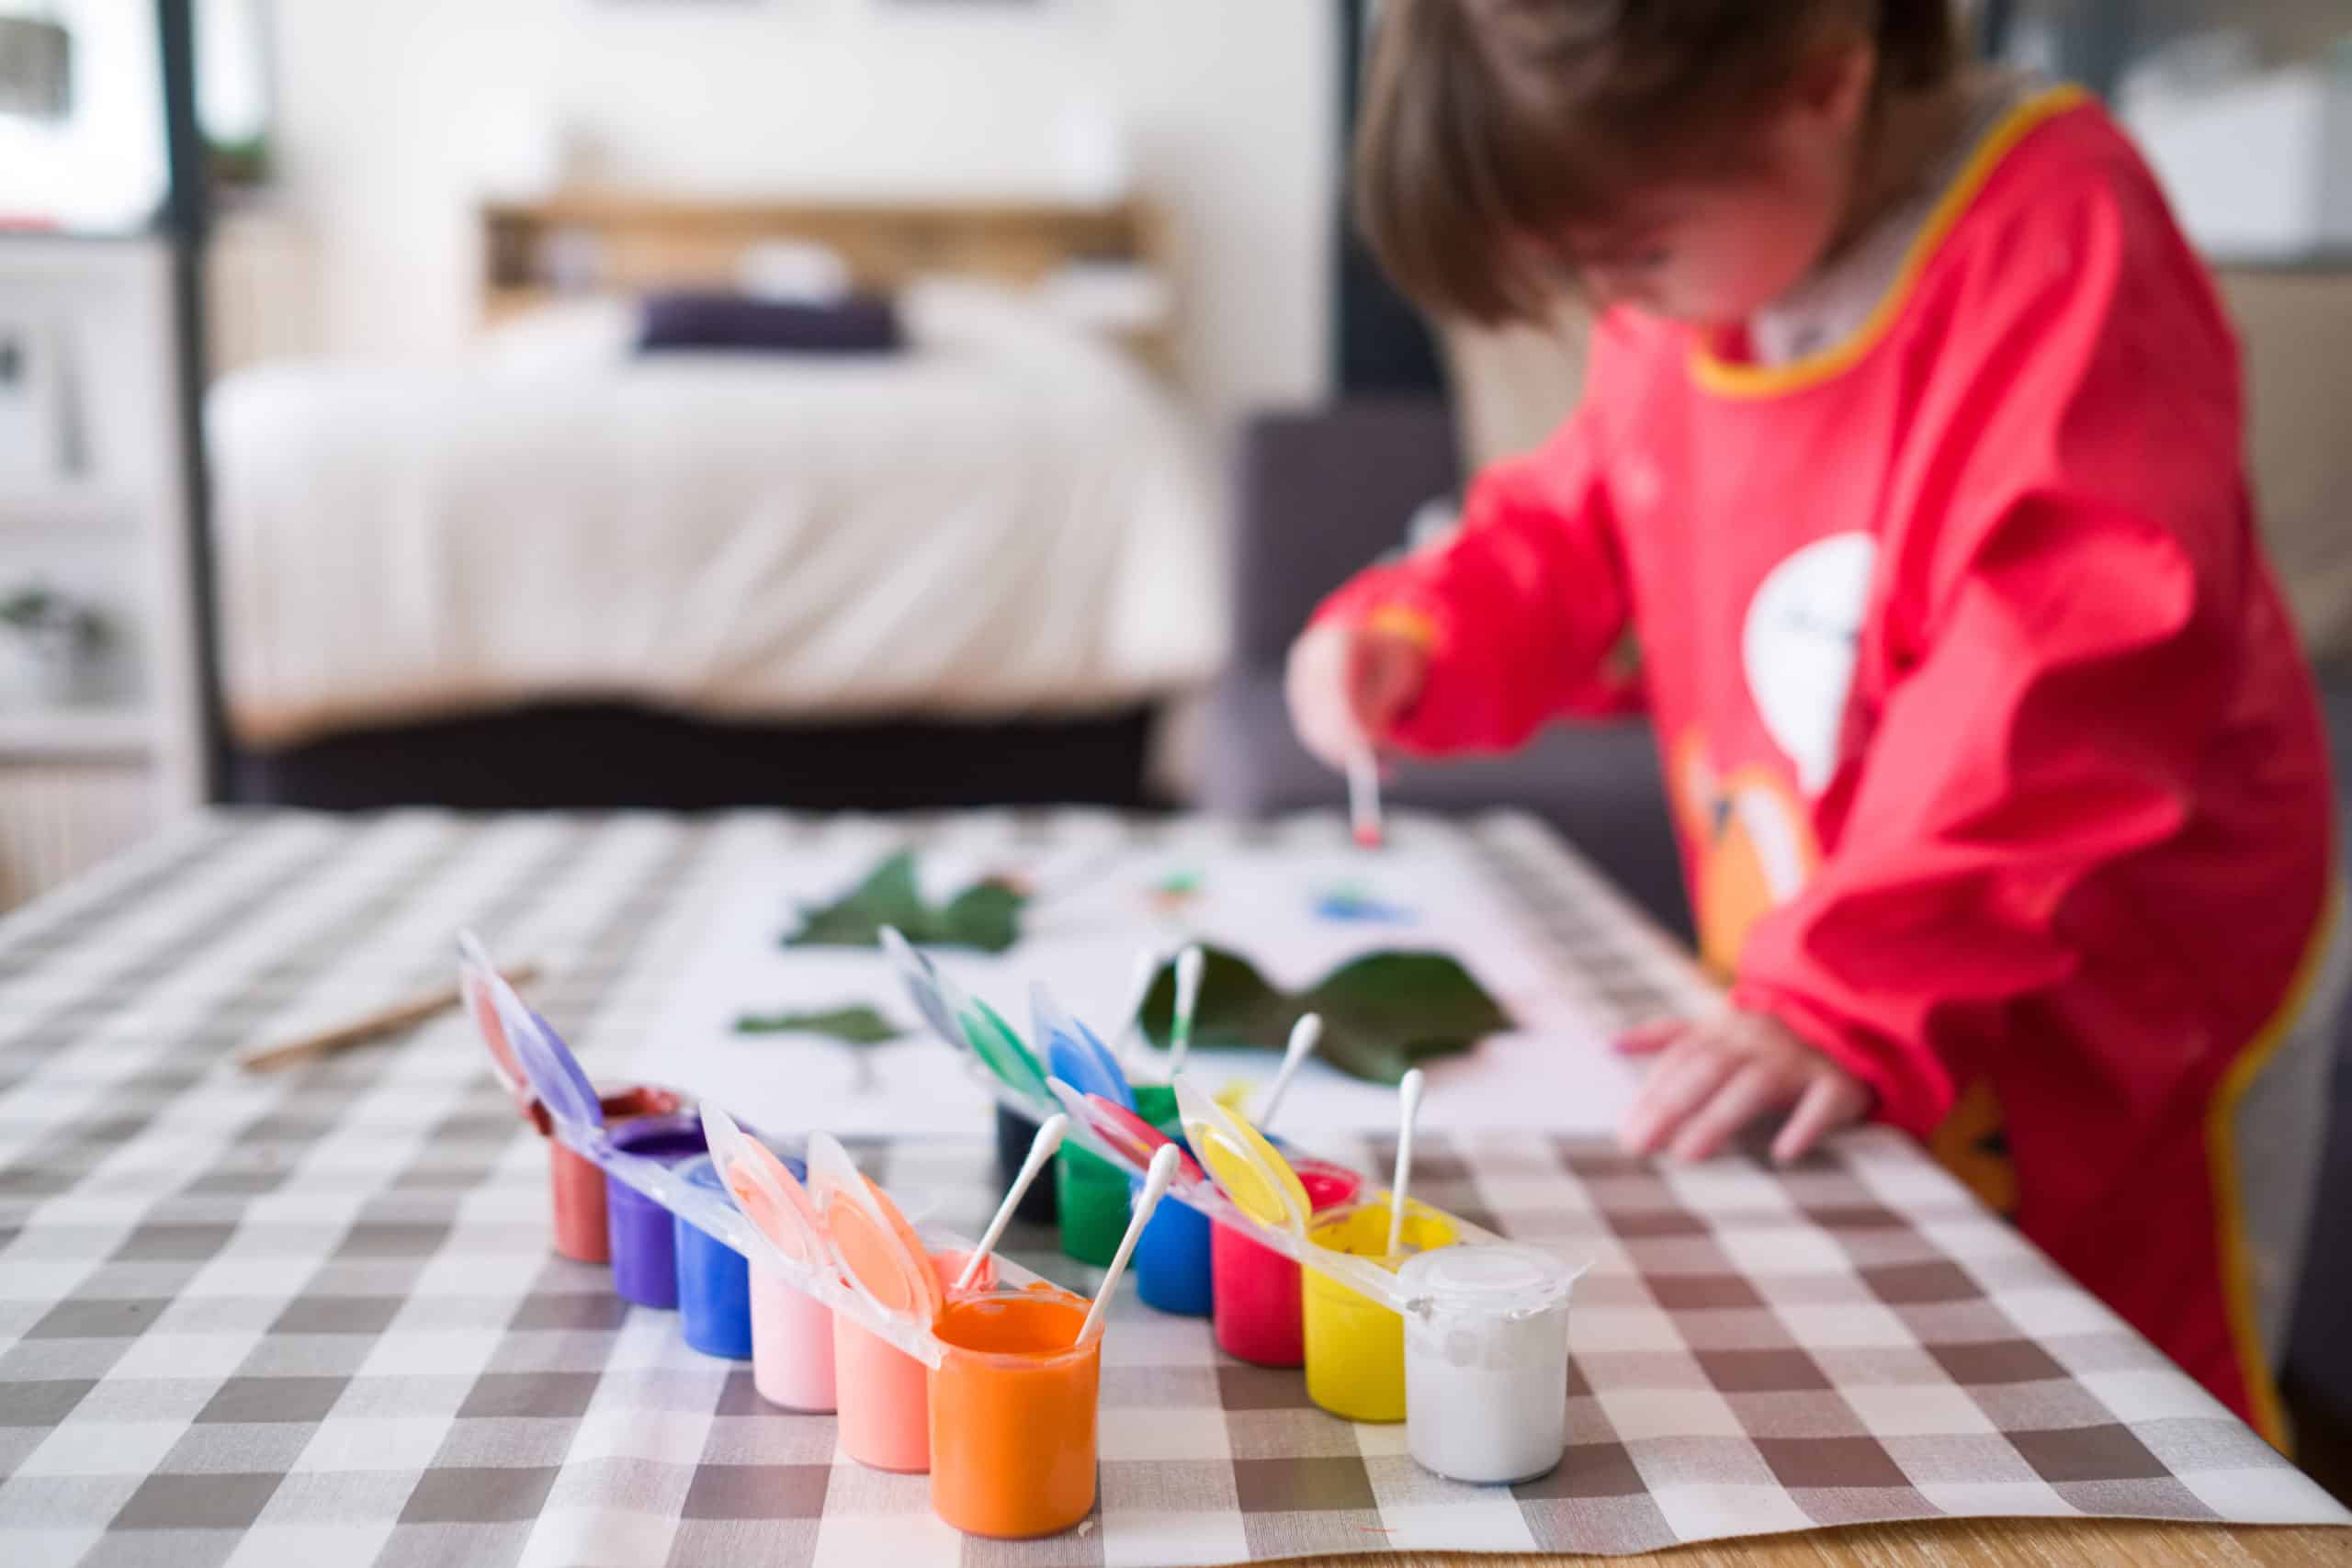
[{"xmin": 1356, "ymin": 0, "xmax": 1961, "ymax": 325}]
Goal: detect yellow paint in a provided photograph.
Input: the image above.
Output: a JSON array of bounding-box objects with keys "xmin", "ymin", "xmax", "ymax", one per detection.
[
  {"xmin": 2207, "ymin": 883, "xmax": 2340, "ymax": 1454},
  {"xmin": 1689, "ymin": 85, "xmax": 2092, "ymax": 400},
  {"xmin": 1193, "ymin": 1110, "xmax": 1310, "ymax": 1232},
  {"xmin": 1301, "ymin": 1201, "xmax": 1461, "ymax": 1423}
]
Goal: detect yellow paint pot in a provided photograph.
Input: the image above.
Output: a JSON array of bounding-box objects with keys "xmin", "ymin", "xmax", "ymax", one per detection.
[{"xmin": 1301, "ymin": 1200, "xmax": 1458, "ymax": 1423}]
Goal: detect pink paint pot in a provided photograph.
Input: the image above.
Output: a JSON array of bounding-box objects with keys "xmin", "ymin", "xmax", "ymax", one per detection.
[
  {"xmin": 752, "ymin": 1264, "xmax": 837, "ymax": 1412},
  {"xmin": 832, "ymin": 1248, "xmax": 994, "ymax": 1473},
  {"xmin": 1210, "ymin": 1159, "xmax": 1362, "ymax": 1368}
]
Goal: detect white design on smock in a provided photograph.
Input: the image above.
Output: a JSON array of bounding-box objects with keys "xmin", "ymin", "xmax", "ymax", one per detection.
[{"xmin": 1743, "ymin": 532, "xmax": 1877, "ymax": 795}]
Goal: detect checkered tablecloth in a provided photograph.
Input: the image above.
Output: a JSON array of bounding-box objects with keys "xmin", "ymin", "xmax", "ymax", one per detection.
[{"xmin": 0, "ymin": 810, "xmax": 2342, "ymax": 1568}]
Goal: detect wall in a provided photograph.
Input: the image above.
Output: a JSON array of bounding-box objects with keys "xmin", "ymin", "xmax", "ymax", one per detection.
[{"xmin": 263, "ymin": 0, "xmax": 1339, "ymax": 426}]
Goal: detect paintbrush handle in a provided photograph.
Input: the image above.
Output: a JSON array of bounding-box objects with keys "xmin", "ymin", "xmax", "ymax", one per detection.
[{"xmin": 237, "ymin": 964, "xmax": 541, "ymax": 1074}]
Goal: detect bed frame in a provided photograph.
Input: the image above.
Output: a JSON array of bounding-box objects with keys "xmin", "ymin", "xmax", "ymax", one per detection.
[{"xmin": 220, "ymin": 193, "xmax": 1184, "ymax": 814}]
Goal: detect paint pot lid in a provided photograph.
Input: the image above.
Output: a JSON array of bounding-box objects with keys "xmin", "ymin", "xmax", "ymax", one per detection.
[
  {"xmin": 1047, "ymin": 1078, "xmax": 1204, "ymax": 1186},
  {"xmin": 1174, "ymin": 1074, "xmax": 1311, "ymax": 1236},
  {"xmin": 494, "ymin": 987, "xmax": 603, "ymax": 1133},
  {"xmin": 457, "ymin": 932, "xmax": 530, "ymax": 1104},
  {"xmin": 878, "ymin": 927, "xmax": 961, "ymax": 1049},
  {"xmin": 959, "ymin": 993, "xmax": 1049, "ymax": 1100},
  {"xmin": 807, "ymin": 1131, "xmax": 943, "ymax": 1327},
  {"xmin": 1397, "ymin": 1243, "xmax": 1580, "ymax": 1315},
  {"xmin": 1035, "ymin": 983, "xmax": 1133, "ymax": 1111},
  {"xmin": 705, "ymin": 1107, "xmax": 825, "ymax": 1269}
]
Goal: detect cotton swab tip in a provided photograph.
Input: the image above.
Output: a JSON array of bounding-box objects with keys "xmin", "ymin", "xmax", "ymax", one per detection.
[
  {"xmin": 1080, "ymin": 1144, "xmax": 1180, "ymax": 1342},
  {"xmin": 1170, "ymin": 945, "xmax": 1205, "ymax": 1075},
  {"xmin": 1259, "ymin": 1012, "xmax": 1321, "ymax": 1131},
  {"xmin": 1348, "ymin": 751, "xmax": 1384, "ymax": 848},
  {"xmin": 959, "ymin": 1112, "xmax": 1067, "ymax": 1290}
]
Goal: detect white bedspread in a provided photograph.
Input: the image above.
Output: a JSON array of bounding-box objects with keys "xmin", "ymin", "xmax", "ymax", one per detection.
[{"xmin": 207, "ymin": 283, "xmax": 1226, "ymax": 747}]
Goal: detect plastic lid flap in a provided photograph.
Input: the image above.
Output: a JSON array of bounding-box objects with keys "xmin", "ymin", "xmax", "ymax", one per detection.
[
  {"xmin": 493, "ymin": 985, "xmax": 602, "ymax": 1132},
  {"xmin": 1046, "ymin": 1077, "xmax": 1204, "ymax": 1187},
  {"xmin": 1035, "ymin": 982, "xmax": 1133, "ymax": 1111},
  {"xmin": 879, "ymin": 927, "xmax": 962, "ymax": 1050},
  {"xmin": 704, "ymin": 1106, "xmax": 824, "ymax": 1269},
  {"xmin": 807, "ymin": 1131, "xmax": 943, "ymax": 1330},
  {"xmin": 1173, "ymin": 1073, "xmax": 1308, "ymax": 1235},
  {"xmin": 957, "ymin": 993, "xmax": 1049, "ymax": 1100},
  {"xmin": 455, "ymin": 931, "xmax": 529, "ymax": 1101}
]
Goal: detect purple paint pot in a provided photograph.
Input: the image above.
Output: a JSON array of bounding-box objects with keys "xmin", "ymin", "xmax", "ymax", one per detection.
[{"xmin": 606, "ymin": 1115, "xmax": 709, "ymax": 1308}]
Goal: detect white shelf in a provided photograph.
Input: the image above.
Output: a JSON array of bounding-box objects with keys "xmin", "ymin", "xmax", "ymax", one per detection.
[
  {"xmin": 0, "ymin": 706, "xmax": 153, "ymax": 761},
  {"xmin": 0, "ymin": 482, "xmax": 140, "ymax": 533}
]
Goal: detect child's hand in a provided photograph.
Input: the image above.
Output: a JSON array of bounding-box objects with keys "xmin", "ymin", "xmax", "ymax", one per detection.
[
  {"xmin": 1616, "ymin": 1009, "xmax": 1871, "ymax": 1164},
  {"xmin": 1285, "ymin": 618, "xmax": 1430, "ymax": 773}
]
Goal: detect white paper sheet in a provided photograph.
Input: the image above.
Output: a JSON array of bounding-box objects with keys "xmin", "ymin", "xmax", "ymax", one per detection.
[{"xmin": 637, "ymin": 813, "xmax": 1662, "ymax": 1139}]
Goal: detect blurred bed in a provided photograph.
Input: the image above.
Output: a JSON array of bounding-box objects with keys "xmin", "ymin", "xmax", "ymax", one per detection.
[{"xmin": 204, "ymin": 196, "xmax": 1222, "ymax": 810}]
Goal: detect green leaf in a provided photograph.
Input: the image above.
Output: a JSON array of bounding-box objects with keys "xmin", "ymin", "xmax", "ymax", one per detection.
[
  {"xmin": 1138, "ymin": 945, "xmax": 1511, "ymax": 1086},
  {"xmin": 784, "ymin": 850, "xmax": 1029, "ymax": 953},
  {"xmin": 733, "ymin": 1004, "xmax": 908, "ymax": 1045}
]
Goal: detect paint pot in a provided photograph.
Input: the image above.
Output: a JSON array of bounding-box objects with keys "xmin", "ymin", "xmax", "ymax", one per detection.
[
  {"xmin": 1209, "ymin": 1160, "xmax": 1361, "ymax": 1366},
  {"xmin": 1132, "ymin": 1180, "xmax": 1213, "ymax": 1316},
  {"xmin": 927, "ymin": 1292, "xmax": 1101, "ymax": 1538},
  {"xmin": 605, "ymin": 1114, "xmax": 708, "ymax": 1308},
  {"xmin": 708, "ymin": 1130, "xmax": 835, "ymax": 1413},
  {"xmin": 1302, "ymin": 1199, "xmax": 1460, "ymax": 1423},
  {"xmin": 994, "ymin": 1103, "xmax": 1059, "ymax": 1224},
  {"xmin": 832, "ymin": 1247, "xmax": 989, "ymax": 1472},
  {"xmin": 1398, "ymin": 1244, "xmax": 1579, "ymax": 1483},
  {"xmin": 673, "ymin": 1156, "xmax": 755, "ymax": 1359},
  {"xmin": 1055, "ymin": 1083, "xmax": 1176, "ymax": 1268},
  {"xmin": 537, "ymin": 1085, "xmax": 682, "ymax": 1264}
]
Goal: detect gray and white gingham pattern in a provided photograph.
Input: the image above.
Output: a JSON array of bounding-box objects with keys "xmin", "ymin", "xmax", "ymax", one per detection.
[{"xmin": 0, "ymin": 810, "xmax": 2342, "ymax": 1568}]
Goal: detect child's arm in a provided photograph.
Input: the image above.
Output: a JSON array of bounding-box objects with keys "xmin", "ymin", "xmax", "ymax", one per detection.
[{"xmin": 1301, "ymin": 403, "xmax": 1638, "ymax": 757}]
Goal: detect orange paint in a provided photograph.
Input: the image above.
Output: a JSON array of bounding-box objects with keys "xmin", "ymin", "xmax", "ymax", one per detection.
[
  {"xmin": 928, "ymin": 1293, "xmax": 1099, "ymax": 1539},
  {"xmin": 537, "ymin": 1085, "xmax": 683, "ymax": 1265},
  {"xmin": 831, "ymin": 1246, "xmax": 991, "ymax": 1474}
]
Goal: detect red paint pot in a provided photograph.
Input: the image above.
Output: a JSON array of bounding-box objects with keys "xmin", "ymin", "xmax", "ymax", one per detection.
[
  {"xmin": 1209, "ymin": 1159, "xmax": 1362, "ymax": 1367},
  {"xmin": 534, "ymin": 1084, "xmax": 683, "ymax": 1265}
]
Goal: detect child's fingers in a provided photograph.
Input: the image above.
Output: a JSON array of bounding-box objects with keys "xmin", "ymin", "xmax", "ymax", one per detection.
[
  {"xmin": 1664, "ymin": 1064, "xmax": 1787, "ymax": 1163},
  {"xmin": 1770, "ymin": 1075, "xmax": 1869, "ymax": 1165},
  {"xmin": 1620, "ymin": 1040, "xmax": 1740, "ymax": 1156},
  {"xmin": 1351, "ymin": 635, "xmax": 1424, "ymax": 734},
  {"xmin": 1612, "ymin": 1018, "xmax": 1687, "ymax": 1055}
]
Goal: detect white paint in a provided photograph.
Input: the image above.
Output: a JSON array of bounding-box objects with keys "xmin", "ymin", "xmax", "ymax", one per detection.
[
  {"xmin": 1399, "ymin": 1244, "xmax": 1579, "ymax": 1485},
  {"xmin": 1741, "ymin": 531, "xmax": 1877, "ymax": 795},
  {"xmin": 263, "ymin": 0, "xmax": 1337, "ymax": 425}
]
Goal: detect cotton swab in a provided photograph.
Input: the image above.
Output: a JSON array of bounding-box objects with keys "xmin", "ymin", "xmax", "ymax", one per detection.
[
  {"xmin": 1168, "ymin": 944, "xmax": 1205, "ymax": 1077},
  {"xmin": 1257, "ymin": 1013, "xmax": 1322, "ymax": 1131},
  {"xmin": 1111, "ymin": 947, "xmax": 1160, "ymax": 1069},
  {"xmin": 960, "ymin": 1114, "xmax": 1065, "ymax": 1287},
  {"xmin": 1386, "ymin": 1067, "xmax": 1426, "ymax": 1258},
  {"xmin": 1079, "ymin": 1144, "xmax": 1181, "ymax": 1342},
  {"xmin": 957, "ymin": 1113, "xmax": 1067, "ymax": 1289},
  {"xmin": 1348, "ymin": 750, "xmax": 1384, "ymax": 849}
]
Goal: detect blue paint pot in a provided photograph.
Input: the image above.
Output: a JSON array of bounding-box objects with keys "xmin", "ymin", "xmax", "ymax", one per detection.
[
  {"xmin": 675, "ymin": 1156, "xmax": 756, "ymax": 1359},
  {"xmin": 1132, "ymin": 1179, "xmax": 1214, "ymax": 1316}
]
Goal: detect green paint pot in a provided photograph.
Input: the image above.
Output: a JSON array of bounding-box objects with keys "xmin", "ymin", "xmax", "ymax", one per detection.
[{"xmin": 1056, "ymin": 1144, "xmax": 1133, "ymax": 1266}]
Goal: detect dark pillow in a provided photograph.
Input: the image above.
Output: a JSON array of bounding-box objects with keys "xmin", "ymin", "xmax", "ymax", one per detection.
[{"xmin": 635, "ymin": 291, "xmax": 903, "ymax": 355}]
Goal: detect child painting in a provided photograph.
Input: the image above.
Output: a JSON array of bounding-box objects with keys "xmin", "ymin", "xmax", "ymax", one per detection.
[{"xmin": 1289, "ymin": 0, "xmax": 2345, "ymax": 1443}]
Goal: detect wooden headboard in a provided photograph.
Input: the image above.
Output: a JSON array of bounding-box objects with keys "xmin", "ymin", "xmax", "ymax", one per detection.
[{"xmin": 480, "ymin": 190, "xmax": 1176, "ymax": 367}]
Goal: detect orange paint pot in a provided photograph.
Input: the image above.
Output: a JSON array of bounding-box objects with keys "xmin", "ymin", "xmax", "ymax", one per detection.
[
  {"xmin": 537, "ymin": 1085, "xmax": 682, "ymax": 1265},
  {"xmin": 927, "ymin": 1293, "xmax": 1100, "ymax": 1539},
  {"xmin": 831, "ymin": 1248, "xmax": 991, "ymax": 1473}
]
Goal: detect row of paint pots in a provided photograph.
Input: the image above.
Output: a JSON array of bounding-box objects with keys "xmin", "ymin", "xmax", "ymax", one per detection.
[
  {"xmin": 532, "ymin": 1095, "xmax": 1103, "ymax": 1539},
  {"xmin": 999, "ymin": 1099, "xmax": 1579, "ymax": 1485}
]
